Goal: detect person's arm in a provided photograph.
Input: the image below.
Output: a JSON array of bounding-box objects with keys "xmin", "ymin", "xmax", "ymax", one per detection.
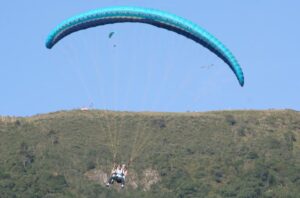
[{"xmin": 123, "ymin": 170, "xmax": 128, "ymax": 177}]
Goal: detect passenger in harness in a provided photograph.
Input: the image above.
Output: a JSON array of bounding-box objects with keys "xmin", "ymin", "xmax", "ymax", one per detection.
[{"xmin": 106, "ymin": 164, "xmax": 128, "ymax": 188}]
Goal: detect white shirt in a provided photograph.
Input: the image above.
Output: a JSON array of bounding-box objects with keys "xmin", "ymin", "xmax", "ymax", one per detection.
[{"xmin": 116, "ymin": 168, "xmax": 123, "ymax": 177}]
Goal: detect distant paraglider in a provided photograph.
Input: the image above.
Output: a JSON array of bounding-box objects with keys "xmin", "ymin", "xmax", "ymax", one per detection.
[
  {"xmin": 108, "ymin": 32, "xmax": 117, "ymax": 47},
  {"xmin": 46, "ymin": 6, "xmax": 244, "ymax": 86},
  {"xmin": 200, "ymin": 64, "xmax": 214, "ymax": 69},
  {"xmin": 108, "ymin": 31, "xmax": 115, "ymax": 39}
]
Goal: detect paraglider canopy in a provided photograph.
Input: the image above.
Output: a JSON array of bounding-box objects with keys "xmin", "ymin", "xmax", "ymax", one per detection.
[
  {"xmin": 108, "ymin": 32, "xmax": 115, "ymax": 39},
  {"xmin": 46, "ymin": 6, "xmax": 244, "ymax": 86}
]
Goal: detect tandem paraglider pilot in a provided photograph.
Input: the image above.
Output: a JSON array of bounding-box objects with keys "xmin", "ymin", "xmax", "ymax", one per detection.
[{"xmin": 106, "ymin": 164, "xmax": 128, "ymax": 188}]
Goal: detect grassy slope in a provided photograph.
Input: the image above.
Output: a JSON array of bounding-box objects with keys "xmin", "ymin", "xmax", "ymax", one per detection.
[{"xmin": 0, "ymin": 109, "xmax": 299, "ymax": 198}]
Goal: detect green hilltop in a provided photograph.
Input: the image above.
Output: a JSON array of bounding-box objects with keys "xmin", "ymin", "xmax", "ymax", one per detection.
[{"xmin": 0, "ymin": 110, "xmax": 299, "ymax": 197}]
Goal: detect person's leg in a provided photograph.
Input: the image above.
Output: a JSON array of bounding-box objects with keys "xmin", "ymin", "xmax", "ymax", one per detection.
[
  {"xmin": 106, "ymin": 175, "xmax": 116, "ymax": 186},
  {"xmin": 121, "ymin": 177, "xmax": 125, "ymax": 188}
]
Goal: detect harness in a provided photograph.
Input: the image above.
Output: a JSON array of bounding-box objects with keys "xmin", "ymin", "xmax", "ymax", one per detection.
[{"xmin": 116, "ymin": 169, "xmax": 124, "ymax": 178}]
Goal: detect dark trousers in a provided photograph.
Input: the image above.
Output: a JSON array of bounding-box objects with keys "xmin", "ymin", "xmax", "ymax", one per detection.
[{"xmin": 108, "ymin": 175, "xmax": 125, "ymax": 185}]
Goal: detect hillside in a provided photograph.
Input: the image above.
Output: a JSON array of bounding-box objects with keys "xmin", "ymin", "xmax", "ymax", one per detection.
[{"xmin": 0, "ymin": 109, "xmax": 299, "ymax": 198}]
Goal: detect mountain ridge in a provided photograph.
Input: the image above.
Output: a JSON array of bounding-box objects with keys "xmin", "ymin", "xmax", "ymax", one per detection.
[{"xmin": 0, "ymin": 109, "xmax": 299, "ymax": 197}]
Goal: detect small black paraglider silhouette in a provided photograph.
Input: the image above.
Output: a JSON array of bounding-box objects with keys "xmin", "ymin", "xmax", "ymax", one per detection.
[{"xmin": 109, "ymin": 32, "xmax": 115, "ymax": 39}]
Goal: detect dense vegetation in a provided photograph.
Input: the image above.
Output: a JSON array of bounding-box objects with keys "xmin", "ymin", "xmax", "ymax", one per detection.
[{"xmin": 0, "ymin": 109, "xmax": 299, "ymax": 197}]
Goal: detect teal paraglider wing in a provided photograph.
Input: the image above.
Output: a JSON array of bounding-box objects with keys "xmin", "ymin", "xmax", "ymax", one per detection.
[{"xmin": 46, "ymin": 6, "xmax": 244, "ymax": 86}]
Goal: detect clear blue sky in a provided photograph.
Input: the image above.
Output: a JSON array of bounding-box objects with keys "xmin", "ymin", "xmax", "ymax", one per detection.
[{"xmin": 1, "ymin": 0, "xmax": 299, "ymax": 116}]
